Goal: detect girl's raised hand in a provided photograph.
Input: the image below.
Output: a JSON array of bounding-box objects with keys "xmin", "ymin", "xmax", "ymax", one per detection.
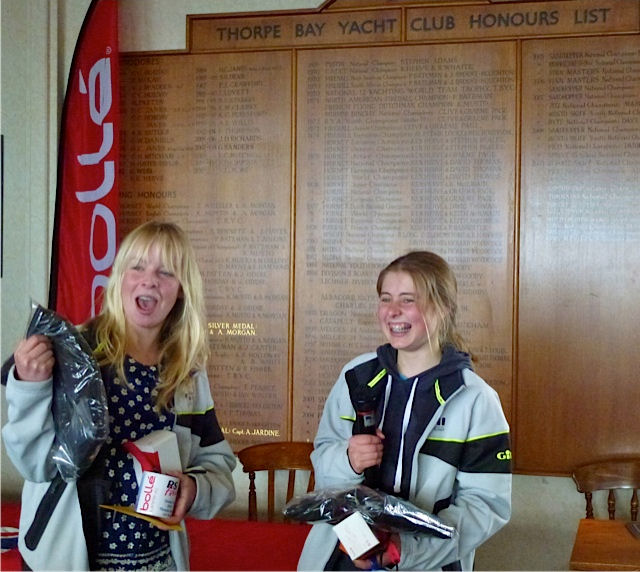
[
  {"xmin": 347, "ymin": 429, "xmax": 385, "ymax": 474},
  {"xmin": 13, "ymin": 335, "xmax": 55, "ymax": 382}
]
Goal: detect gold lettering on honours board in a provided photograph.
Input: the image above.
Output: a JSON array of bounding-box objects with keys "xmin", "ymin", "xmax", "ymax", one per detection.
[
  {"xmin": 208, "ymin": 321, "xmax": 257, "ymax": 336},
  {"xmin": 220, "ymin": 426, "xmax": 281, "ymax": 437}
]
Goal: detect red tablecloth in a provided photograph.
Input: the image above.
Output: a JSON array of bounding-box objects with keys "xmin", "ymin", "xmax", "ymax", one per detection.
[
  {"xmin": 1, "ymin": 503, "xmax": 21, "ymax": 571},
  {"xmin": 188, "ymin": 517, "xmax": 311, "ymax": 570},
  {"xmin": 1, "ymin": 503, "xmax": 311, "ymax": 571}
]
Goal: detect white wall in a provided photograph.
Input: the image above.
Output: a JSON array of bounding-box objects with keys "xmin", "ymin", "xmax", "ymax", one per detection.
[
  {"xmin": 1, "ymin": 0, "xmax": 68, "ymax": 497},
  {"xmin": 0, "ymin": 1, "xmax": 593, "ymax": 569}
]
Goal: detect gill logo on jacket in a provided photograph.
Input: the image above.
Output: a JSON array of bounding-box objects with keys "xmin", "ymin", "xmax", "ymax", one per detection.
[{"xmin": 497, "ymin": 449, "xmax": 512, "ymax": 461}]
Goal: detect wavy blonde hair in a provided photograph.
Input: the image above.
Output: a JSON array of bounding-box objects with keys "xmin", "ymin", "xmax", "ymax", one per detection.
[
  {"xmin": 88, "ymin": 221, "xmax": 209, "ymax": 410},
  {"xmin": 376, "ymin": 251, "xmax": 471, "ymax": 355}
]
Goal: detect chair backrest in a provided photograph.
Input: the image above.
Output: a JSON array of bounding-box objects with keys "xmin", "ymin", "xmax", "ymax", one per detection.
[
  {"xmin": 237, "ymin": 441, "xmax": 315, "ymax": 522},
  {"xmin": 572, "ymin": 458, "xmax": 640, "ymax": 520}
]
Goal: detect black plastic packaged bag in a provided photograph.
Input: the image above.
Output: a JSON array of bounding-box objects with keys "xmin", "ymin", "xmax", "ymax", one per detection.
[
  {"xmin": 17, "ymin": 304, "xmax": 109, "ymax": 481},
  {"xmin": 283, "ymin": 484, "xmax": 457, "ymax": 540}
]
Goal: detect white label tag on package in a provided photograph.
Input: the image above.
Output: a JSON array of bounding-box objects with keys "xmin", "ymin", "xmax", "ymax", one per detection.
[{"xmin": 332, "ymin": 511, "xmax": 380, "ymax": 560}]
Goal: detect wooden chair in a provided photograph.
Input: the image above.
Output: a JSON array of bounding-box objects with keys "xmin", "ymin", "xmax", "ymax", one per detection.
[
  {"xmin": 569, "ymin": 458, "xmax": 640, "ymax": 570},
  {"xmin": 571, "ymin": 457, "xmax": 640, "ymax": 520},
  {"xmin": 237, "ymin": 441, "xmax": 315, "ymax": 522}
]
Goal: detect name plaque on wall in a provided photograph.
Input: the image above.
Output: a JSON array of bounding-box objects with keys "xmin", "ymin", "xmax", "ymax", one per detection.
[
  {"xmin": 188, "ymin": 0, "xmax": 637, "ymax": 51},
  {"xmin": 120, "ymin": 0, "xmax": 640, "ymax": 473}
]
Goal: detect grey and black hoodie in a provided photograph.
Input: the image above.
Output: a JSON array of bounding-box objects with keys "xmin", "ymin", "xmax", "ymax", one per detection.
[{"xmin": 298, "ymin": 344, "xmax": 512, "ymax": 571}]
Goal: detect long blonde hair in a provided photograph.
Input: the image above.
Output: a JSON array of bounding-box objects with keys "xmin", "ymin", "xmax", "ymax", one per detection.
[
  {"xmin": 376, "ymin": 251, "xmax": 471, "ymax": 355},
  {"xmin": 88, "ymin": 221, "xmax": 209, "ymax": 410}
]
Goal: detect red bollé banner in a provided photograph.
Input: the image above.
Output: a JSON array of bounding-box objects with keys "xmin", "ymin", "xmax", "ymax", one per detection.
[{"xmin": 49, "ymin": 0, "xmax": 119, "ymax": 325}]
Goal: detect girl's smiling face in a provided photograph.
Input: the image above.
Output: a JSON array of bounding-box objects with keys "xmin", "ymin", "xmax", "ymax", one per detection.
[
  {"xmin": 121, "ymin": 244, "xmax": 182, "ymax": 337},
  {"xmin": 377, "ymin": 270, "xmax": 437, "ymax": 354}
]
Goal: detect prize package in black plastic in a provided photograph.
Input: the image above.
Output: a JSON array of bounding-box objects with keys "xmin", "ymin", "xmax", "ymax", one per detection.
[
  {"xmin": 283, "ymin": 484, "xmax": 457, "ymax": 540},
  {"xmin": 25, "ymin": 303, "xmax": 109, "ymax": 481}
]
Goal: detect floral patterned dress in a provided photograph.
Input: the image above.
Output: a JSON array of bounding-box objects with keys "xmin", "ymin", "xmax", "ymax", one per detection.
[{"xmin": 95, "ymin": 357, "xmax": 176, "ymax": 571}]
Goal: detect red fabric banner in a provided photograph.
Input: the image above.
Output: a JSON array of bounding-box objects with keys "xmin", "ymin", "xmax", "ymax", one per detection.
[{"xmin": 49, "ymin": 0, "xmax": 119, "ymax": 325}]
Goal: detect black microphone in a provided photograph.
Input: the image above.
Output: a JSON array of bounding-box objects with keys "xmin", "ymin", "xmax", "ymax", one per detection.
[{"xmin": 354, "ymin": 397, "xmax": 380, "ymax": 488}]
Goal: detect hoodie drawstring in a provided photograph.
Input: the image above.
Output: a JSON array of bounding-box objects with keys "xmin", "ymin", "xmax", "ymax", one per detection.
[{"xmin": 393, "ymin": 376, "xmax": 418, "ymax": 493}]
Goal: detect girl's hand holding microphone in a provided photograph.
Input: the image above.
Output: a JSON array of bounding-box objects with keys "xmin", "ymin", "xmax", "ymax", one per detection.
[{"xmin": 347, "ymin": 429, "xmax": 384, "ymax": 474}]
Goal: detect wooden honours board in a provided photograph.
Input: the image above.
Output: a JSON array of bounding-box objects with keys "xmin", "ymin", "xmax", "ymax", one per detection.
[
  {"xmin": 293, "ymin": 41, "xmax": 516, "ymax": 437},
  {"xmin": 120, "ymin": 0, "xmax": 640, "ymax": 473},
  {"xmin": 518, "ymin": 35, "xmax": 640, "ymax": 473},
  {"xmin": 120, "ymin": 51, "xmax": 293, "ymax": 446}
]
